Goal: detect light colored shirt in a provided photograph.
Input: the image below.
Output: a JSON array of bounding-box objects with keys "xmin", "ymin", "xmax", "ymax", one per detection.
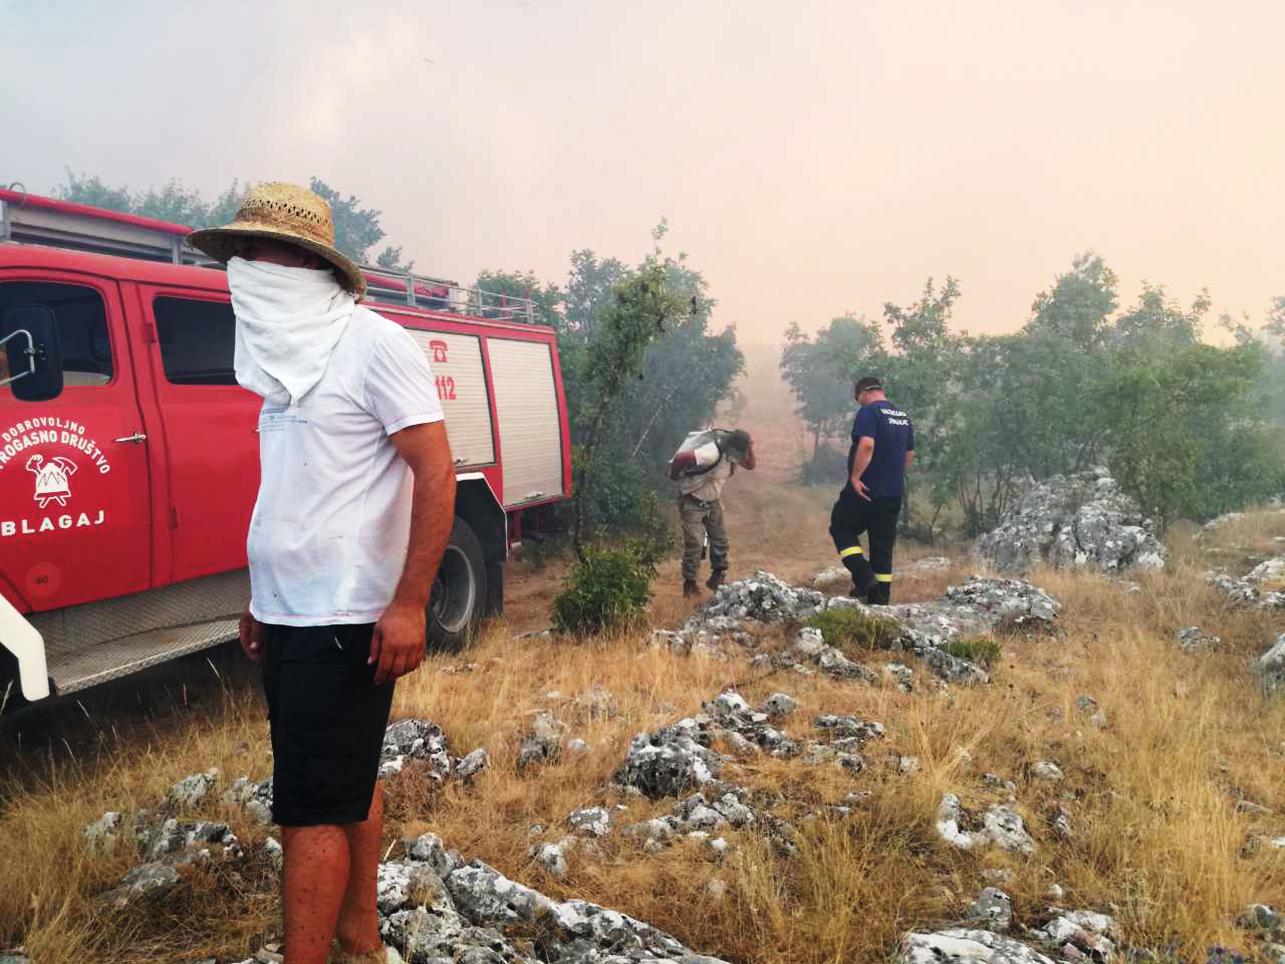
[
  {"xmin": 247, "ymin": 308, "xmax": 444, "ymax": 626},
  {"xmin": 675, "ymin": 433, "xmax": 735, "ymax": 502}
]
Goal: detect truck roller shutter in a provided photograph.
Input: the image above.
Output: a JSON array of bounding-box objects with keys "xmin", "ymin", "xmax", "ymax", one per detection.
[
  {"xmin": 487, "ymin": 339, "xmax": 563, "ymax": 507},
  {"xmin": 406, "ymin": 330, "xmax": 495, "ymax": 467}
]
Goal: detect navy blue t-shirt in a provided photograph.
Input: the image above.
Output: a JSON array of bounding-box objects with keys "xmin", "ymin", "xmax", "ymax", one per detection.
[{"xmin": 846, "ymin": 399, "xmax": 915, "ymax": 498}]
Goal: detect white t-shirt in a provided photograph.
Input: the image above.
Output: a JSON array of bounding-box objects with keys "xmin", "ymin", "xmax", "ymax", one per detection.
[
  {"xmin": 247, "ymin": 307, "xmax": 445, "ymax": 626},
  {"xmin": 675, "ymin": 434, "xmax": 735, "ymax": 502}
]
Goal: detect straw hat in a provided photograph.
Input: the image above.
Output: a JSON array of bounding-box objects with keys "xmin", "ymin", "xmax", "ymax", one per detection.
[{"xmin": 187, "ymin": 182, "xmax": 367, "ymax": 297}]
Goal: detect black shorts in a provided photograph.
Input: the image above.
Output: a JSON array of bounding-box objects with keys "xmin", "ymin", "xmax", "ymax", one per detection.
[{"xmin": 260, "ymin": 622, "xmax": 395, "ymax": 827}]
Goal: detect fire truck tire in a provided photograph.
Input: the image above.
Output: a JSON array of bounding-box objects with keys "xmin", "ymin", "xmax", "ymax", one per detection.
[
  {"xmin": 427, "ymin": 517, "xmax": 486, "ymax": 652},
  {"xmin": 484, "ymin": 561, "xmax": 504, "ymax": 618}
]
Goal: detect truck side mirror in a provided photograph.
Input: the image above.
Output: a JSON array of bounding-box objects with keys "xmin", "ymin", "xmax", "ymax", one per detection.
[{"xmin": 1, "ymin": 304, "xmax": 64, "ymax": 402}]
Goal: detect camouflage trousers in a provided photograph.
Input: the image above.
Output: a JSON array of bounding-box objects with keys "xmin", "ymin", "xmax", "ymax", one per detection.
[{"xmin": 679, "ymin": 494, "xmax": 729, "ymax": 582}]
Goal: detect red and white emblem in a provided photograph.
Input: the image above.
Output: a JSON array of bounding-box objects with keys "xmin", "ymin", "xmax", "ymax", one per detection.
[{"xmin": 26, "ymin": 454, "xmax": 78, "ymax": 508}]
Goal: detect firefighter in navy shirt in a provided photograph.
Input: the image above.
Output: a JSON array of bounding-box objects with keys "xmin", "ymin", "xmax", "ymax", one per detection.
[{"xmin": 829, "ymin": 376, "xmax": 915, "ymax": 604}]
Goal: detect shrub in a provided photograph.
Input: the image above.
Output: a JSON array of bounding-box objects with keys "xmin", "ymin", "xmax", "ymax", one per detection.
[
  {"xmin": 800, "ymin": 443, "xmax": 849, "ymax": 486},
  {"xmin": 803, "ymin": 607, "xmax": 901, "ymax": 653},
  {"xmin": 552, "ymin": 545, "xmax": 655, "ymax": 636},
  {"xmin": 519, "ymin": 533, "xmax": 570, "ymax": 572},
  {"xmin": 940, "ymin": 638, "xmax": 1002, "ymax": 667}
]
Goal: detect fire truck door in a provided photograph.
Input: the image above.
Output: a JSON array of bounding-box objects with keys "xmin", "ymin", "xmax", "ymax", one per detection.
[
  {"xmin": 140, "ymin": 290, "xmax": 259, "ymax": 583},
  {"xmin": 0, "ymin": 273, "xmax": 152, "ymax": 612}
]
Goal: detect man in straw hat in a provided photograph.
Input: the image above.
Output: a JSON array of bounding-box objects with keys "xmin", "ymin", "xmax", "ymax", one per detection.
[{"xmin": 190, "ymin": 183, "xmax": 457, "ymax": 964}]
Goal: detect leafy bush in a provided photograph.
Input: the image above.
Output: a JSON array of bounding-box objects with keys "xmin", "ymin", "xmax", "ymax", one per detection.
[
  {"xmin": 779, "ymin": 254, "xmax": 1285, "ymax": 534},
  {"xmin": 940, "ymin": 638, "xmax": 1002, "ymax": 667},
  {"xmin": 800, "ymin": 443, "xmax": 848, "ymax": 487},
  {"xmin": 803, "ymin": 607, "xmax": 901, "ymax": 653},
  {"xmin": 552, "ymin": 545, "xmax": 655, "ymax": 636},
  {"xmin": 519, "ymin": 533, "xmax": 570, "ymax": 572}
]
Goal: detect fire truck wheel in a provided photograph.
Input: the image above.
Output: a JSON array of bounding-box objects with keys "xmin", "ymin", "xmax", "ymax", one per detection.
[{"xmin": 427, "ymin": 517, "xmax": 487, "ymax": 652}]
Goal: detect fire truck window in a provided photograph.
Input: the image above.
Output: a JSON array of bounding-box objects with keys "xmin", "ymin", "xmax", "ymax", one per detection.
[
  {"xmin": 0, "ymin": 281, "xmax": 113, "ymax": 391},
  {"xmin": 153, "ymin": 297, "xmax": 237, "ymax": 386}
]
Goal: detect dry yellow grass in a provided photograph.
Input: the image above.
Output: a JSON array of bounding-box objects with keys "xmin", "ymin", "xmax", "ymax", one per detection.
[
  {"xmin": 2, "ymin": 358, "xmax": 1283, "ymax": 962},
  {"xmin": 4, "ymin": 506, "xmax": 1283, "ymax": 963}
]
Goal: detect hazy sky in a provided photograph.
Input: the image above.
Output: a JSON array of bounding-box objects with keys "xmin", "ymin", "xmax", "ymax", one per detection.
[{"xmin": 5, "ymin": 0, "xmax": 1283, "ymax": 341}]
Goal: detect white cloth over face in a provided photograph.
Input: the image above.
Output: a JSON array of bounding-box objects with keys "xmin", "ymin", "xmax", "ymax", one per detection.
[{"xmin": 227, "ymin": 256, "xmax": 358, "ymax": 405}]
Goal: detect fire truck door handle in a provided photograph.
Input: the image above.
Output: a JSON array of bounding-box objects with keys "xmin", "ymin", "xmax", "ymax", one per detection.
[{"xmin": 114, "ymin": 432, "xmax": 148, "ymax": 444}]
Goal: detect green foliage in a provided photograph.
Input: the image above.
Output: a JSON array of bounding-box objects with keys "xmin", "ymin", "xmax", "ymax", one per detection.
[
  {"xmin": 780, "ymin": 314, "xmax": 885, "ymax": 461},
  {"xmin": 800, "ymin": 443, "xmax": 848, "ymax": 487},
  {"xmin": 55, "ymin": 170, "xmax": 402, "ymax": 266},
  {"xmin": 1256, "ymin": 297, "xmax": 1285, "ymax": 430},
  {"xmin": 568, "ymin": 257, "xmax": 692, "ymax": 558},
  {"xmin": 552, "ymin": 545, "xmax": 655, "ymax": 636},
  {"xmin": 803, "ymin": 607, "xmax": 901, "ymax": 653},
  {"xmin": 479, "ymin": 228, "xmax": 743, "ymax": 549},
  {"xmin": 779, "ymin": 251, "xmax": 1285, "ymax": 533},
  {"xmin": 304, "ymin": 178, "xmax": 387, "ymax": 262},
  {"xmin": 941, "ymin": 638, "xmax": 1002, "ymax": 667},
  {"xmin": 473, "ymin": 269, "xmax": 562, "ymax": 324},
  {"xmin": 55, "ymin": 171, "xmax": 135, "ymax": 213},
  {"xmin": 1100, "ymin": 339, "xmax": 1282, "ymax": 527},
  {"xmin": 520, "ymin": 534, "xmax": 570, "ymax": 572}
]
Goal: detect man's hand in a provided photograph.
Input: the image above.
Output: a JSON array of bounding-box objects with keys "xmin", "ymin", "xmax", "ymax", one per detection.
[
  {"xmin": 238, "ymin": 609, "xmax": 262, "ymax": 663},
  {"xmin": 369, "ymin": 600, "xmax": 426, "ymax": 684},
  {"xmin": 850, "ymin": 436, "xmax": 875, "ymax": 500}
]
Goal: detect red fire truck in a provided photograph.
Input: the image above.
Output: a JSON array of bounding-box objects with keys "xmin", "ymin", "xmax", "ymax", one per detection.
[{"xmin": 0, "ymin": 187, "xmax": 571, "ymax": 706}]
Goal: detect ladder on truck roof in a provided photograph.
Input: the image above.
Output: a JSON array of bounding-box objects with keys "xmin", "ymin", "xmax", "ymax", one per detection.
[{"xmin": 0, "ymin": 185, "xmax": 539, "ymax": 324}]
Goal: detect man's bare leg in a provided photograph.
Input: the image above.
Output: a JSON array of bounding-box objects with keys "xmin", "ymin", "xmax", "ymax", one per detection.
[
  {"xmin": 281, "ymin": 824, "xmax": 351, "ymax": 964},
  {"xmin": 334, "ymin": 783, "xmax": 385, "ymax": 956}
]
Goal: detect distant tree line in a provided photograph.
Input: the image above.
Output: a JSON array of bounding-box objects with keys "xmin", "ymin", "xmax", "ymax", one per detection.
[
  {"xmin": 781, "ymin": 253, "xmax": 1285, "ymax": 534},
  {"xmin": 56, "ymin": 170, "xmax": 413, "ymax": 270}
]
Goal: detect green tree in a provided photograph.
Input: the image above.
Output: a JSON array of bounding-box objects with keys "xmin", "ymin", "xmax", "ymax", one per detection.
[
  {"xmin": 206, "ymin": 180, "xmax": 250, "ymax": 227},
  {"xmin": 480, "ymin": 234, "xmax": 743, "ymax": 545},
  {"xmin": 878, "ymin": 278, "xmax": 965, "ymax": 531},
  {"xmin": 1110, "ymin": 283, "xmax": 1209, "ymax": 348},
  {"xmin": 778, "ymin": 253, "xmax": 1285, "ymax": 535},
  {"xmin": 306, "ymin": 177, "xmax": 406, "ymax": 266},
  {"xmin": 780, "ymin": 314, "xmax": 885, "ymax": 463},
  {"xmin": 619, "ymin": 255, "xmax": 741, "ymax": 470},
  {"xmin": 131, "ymin": 179, "xmax": 212, "ymax": 226},
  {"xmin": 1029, "ymin": 252, "xmax": 1117, "ymax": 344},
  {"xmin": 570, "ymin": 257, "xmax": 690, "ymax": 560},
  {"xmin": 473, "ymin": 269, "xmax": 562, "ymax": 324},
  {"xmin": 1099, "ymin": 340, "xmax": 1278, "ymax": 527},
  {"xmin": 55, "ymin": 171, "xmax": 133, "ymax": 213},
  {"xmin": 564, "ymin": 249, "xmax": 631, "ymax": 342},
  {"xmin": 55, "ymin": 170, "xmax": 407, "ymax": 266}
]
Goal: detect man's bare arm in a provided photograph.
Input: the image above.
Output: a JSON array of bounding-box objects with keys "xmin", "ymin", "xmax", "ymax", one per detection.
[
  {"xmin": 905, "ymin": 450, "xmax": 915, "ymax": 471},
  {"xmin": 369, "ymin": 421, "xmax": 457, "ymax": 684},
  {"xmin": 741, "ymin": 440, "xmax": 757, "ymax": 471},
  {"xmin": 850, "ymin": 436, "xmax": 875, "ymax": 498}
]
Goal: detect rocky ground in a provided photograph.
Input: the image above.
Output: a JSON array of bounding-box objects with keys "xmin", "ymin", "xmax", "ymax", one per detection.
[{"xmin": 2, "ymin": 479, "xmax": 1284, "ymax": 963}]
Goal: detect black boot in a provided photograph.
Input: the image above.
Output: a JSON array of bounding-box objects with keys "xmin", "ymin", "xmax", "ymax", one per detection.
[
  {"xmin": 683, "ymin": 579, "xmax": 700, "ymax": 598},
  {"xmin": 843, "ymin": 556, "xmax": 875, "ymax": 598},
  {"xmin": 705, "ymin": 569, "xmax": 726, "ymax": 591}
]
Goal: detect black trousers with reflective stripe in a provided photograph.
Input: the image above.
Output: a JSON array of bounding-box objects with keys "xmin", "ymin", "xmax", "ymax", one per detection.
[{"xmin": 829, "ymin": 490, "xmax": 902, "ymax": 604}]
